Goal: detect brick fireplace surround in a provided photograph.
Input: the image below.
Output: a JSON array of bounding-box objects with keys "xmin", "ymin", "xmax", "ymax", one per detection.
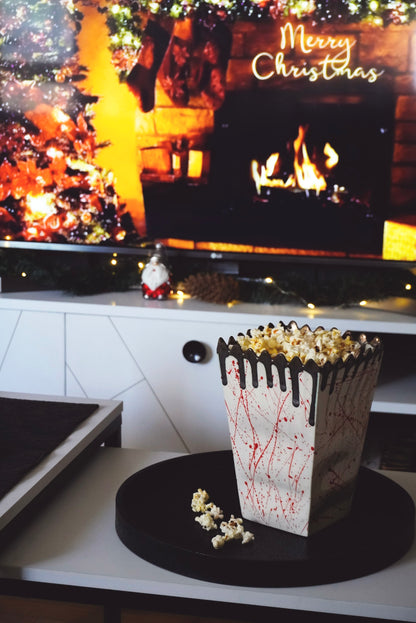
[{"xmin": 137, "ymin": 18, "xmax": 416, "ymax": 220}]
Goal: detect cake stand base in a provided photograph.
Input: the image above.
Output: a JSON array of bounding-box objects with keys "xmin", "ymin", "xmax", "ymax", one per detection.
[{"xmin": 115, "ymin": 450, "xmax": 415, "ymax": 587}]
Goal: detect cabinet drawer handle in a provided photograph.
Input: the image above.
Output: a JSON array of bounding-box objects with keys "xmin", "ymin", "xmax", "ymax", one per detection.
[{"xmin": 183, "ymin": 340, "xmax": 207, "ymax": 363}]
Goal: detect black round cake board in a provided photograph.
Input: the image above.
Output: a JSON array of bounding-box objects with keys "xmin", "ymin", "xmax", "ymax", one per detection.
[{"xmin": 115, "ymin": 450, "xmax": 415, "ymax": 587}]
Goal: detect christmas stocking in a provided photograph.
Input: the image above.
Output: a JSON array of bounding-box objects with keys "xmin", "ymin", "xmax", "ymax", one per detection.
[
  {"xmin": 127, "ymin": 19, "xmax": 171, "ymax": 112},
  {"xmin": 160, "ymin": 19, "xmax": 193, "ymax": 107},
  {"xmin": 192, "ymin": 16, "xmax": 232, "ymax": 110}
]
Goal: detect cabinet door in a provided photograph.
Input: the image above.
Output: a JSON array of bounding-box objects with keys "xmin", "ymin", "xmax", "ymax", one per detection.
[
  {"xmin": 65, "ymin": 313, "xmax": 187, "ymax": 452},
  {"xmin": 113, "ymin": 316, "xmax": 251, "ymax": 453},
  {"xmin": 0, "ymin": 309, "xmax": 20, "ymax": 367},
  {"xmin": 0, "ymin": 310, "xmax": 65, "ymax": 395}
]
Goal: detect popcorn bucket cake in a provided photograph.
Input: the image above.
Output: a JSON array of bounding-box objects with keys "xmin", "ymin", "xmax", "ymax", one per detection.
[{"xmin": 217, "ymin": 322, "xmax": 383, "ymax": 537}]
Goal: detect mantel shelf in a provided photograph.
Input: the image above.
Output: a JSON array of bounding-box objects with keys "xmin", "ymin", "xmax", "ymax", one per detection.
[{"xmin": 0, "ymin": 290, "xmax": 415, "ymax": 334}]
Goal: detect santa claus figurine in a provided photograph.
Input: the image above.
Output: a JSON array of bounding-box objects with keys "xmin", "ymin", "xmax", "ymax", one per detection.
[{"xmin": 141, "ymin": 246, "xmax": 171, "ymax": 300}]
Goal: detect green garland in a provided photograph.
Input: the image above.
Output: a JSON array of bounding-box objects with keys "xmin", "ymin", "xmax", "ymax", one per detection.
[
  {"xmin": 105, "ymin": 3, "xmax": 143, "ymax": 79},
  {"xmin": 0, "ymin": 249, "xmax": 141, "ymax": 295},
  {"xmin": 103, "ymin": 0, "xmax": 416, "ymax": 80},
  {"xmin": 104, "ymin": 0, "xmax": 416, "ymax": 24},
  {"xmin": 1, "ymin": 248, "xmax": 415, "ymax": 305},
  {"xmin": 238, "ymin": 268, "xmax": 416, "ymax": 306}
]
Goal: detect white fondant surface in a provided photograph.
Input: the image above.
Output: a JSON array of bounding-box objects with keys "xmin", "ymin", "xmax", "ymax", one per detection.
[{"xmin": 223, "ymin": 353, "xmax": 382, "ymax": 535}]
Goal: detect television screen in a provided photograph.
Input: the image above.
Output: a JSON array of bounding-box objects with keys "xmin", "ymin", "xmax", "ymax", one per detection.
[{"xmin": 1, "ymin": 0, "xmax": 416, "ymax": 264}]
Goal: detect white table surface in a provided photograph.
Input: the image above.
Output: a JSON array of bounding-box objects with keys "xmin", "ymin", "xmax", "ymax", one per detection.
[
  {"xmin": 0, "ymin": 447, "xmax": 415, "ymax": 621},
  {"xmin": 0, "ymin": 392, "xmax": 122, "ymax": 533}
]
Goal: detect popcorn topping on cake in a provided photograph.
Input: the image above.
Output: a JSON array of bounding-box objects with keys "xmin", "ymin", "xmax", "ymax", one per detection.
[
  {"xmin": 218, "ymin": 321, "xmax": 383, "ymax": 427},
  {"xmin": 235, "ymin": 321, "xmax": 374, "ymax": 365}
]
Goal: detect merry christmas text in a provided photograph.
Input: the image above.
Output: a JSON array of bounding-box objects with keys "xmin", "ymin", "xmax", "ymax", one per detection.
[{"xmin": 252, "ymin": 23, "xmax": 384, "ymax": 83}]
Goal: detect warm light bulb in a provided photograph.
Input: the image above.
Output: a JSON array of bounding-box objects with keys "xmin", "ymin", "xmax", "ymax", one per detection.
[
  {"xmin": 122, "ymin": 32, "xmax": 134, "ymax": 46},
  {"xmin": 359, "ymin": 300, "xmax": 368, "ymax": 306},
  {"xmin": 264, "ymin": 277, "xmax": 274, "ymax": 284},
  {"xmin": 170, "ymin": 3, "xmax": 182, "ymax": 17},
  {"xmin": 21, "ymin": 272, "xmax": 27, "ymax": 278},
  {"xmin": 307, "ymin": 303, "xmax": 315, "ymax": 309},
  {"xmin": 175, "ymin": 290, "xmax": 191, "ymax": 305},
  {"xmin": 405, "ymin": 283, "xmax": 412, "ymax": 291},
  {"xmin": 110, "ymin": 258, "xmax": 117, "ymax": 266},
  {"xmin": 138, "ymin": 261, "xmax": 144, "ymax": 269}
]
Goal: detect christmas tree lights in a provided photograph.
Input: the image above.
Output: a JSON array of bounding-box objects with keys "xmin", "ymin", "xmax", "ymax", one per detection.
[{"xmin": 0, "ymin": 0, "xmax": 139, "ymax": 245}]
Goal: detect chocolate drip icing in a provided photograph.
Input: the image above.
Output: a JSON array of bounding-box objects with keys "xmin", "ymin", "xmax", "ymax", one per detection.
[
  {"xmin": 274, "ymin": 353, "xmax": 287, "ymax": 392},
  {"xmin": 288, "ymin": 357, "xmax": 303, "ymax": 408},
  {"xmin": 217, "ymin": 322, "xmax": 384, "ymax": 427},
  {"xmin": 259, "ymin": 350, "xmax": 273, "ymax": 387},
  {"xmin": 320, "ymin": 361, "xmax": 333, "ymax": 391},
  {"xmin": 305, "ymin": 359, "xmax": 320, "ymax": 426}
]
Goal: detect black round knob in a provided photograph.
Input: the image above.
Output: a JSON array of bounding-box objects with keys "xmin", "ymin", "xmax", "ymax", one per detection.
[{"xmin": 182, "ymin": 340, "xmax": 207, "ymax": 363}]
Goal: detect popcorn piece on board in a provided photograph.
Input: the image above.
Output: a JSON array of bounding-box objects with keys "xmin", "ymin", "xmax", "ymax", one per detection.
[
  {"xmin": 191, "ymin": 490, "xmax": 254, "ymax": 549},
  {"xmin": 191, "ymin": 488, "xmax": 210, "ymax": 513},
  {"xmin": 211, "ymin": 515, "xmax": 255, "ymax": 549},
  {"xmin": 195, "ymin": 513, "xmax": 218, "ymax": 531},
  {"xmin": 205, "ymin": 502, "xmax": 224, "ymax": 520}
]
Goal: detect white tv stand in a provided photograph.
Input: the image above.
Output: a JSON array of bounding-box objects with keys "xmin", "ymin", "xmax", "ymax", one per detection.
[{"xmin": 0, "ymin": 290, "xmax": 415, "ymax": 460}]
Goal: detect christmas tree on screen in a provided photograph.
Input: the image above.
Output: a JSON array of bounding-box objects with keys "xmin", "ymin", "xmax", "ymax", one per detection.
[{"xmin": 0, "ymin": 0, "xmax": 139, "ymax": 245}]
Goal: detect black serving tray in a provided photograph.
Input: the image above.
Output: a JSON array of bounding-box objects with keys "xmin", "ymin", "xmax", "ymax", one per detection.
[{"xmin": 115, "ymin": 450, "xmax": 415, "ymax": 587}]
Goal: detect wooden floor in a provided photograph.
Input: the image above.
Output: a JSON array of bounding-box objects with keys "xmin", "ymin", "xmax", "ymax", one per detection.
[
  {"xmin": 0, "ymin": 596, "xmax": 373, "ymax": 622},
  {"xmin": 0, "ymin": 597, "xmax": 250, "ymax": 623},
  {"xmin": 0, "ymin": 596, "xmax": 102, "ymax": 623}
]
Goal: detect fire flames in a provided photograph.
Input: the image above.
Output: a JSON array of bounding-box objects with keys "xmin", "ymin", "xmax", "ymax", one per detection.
[{"xmin": 251, "ymin": 125, "xmax": 339, "ymax": 196}]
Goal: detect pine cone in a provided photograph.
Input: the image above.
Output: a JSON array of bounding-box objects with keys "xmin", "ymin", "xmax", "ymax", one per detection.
[{"xmin": 181, "ymin": 272, "xmax": 239, "ymax": 304}]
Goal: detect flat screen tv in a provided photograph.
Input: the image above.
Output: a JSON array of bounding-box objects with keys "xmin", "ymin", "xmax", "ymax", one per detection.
[{"xmin": 1, "ymin": 0, "xmax": 416, "ymax": 268}]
